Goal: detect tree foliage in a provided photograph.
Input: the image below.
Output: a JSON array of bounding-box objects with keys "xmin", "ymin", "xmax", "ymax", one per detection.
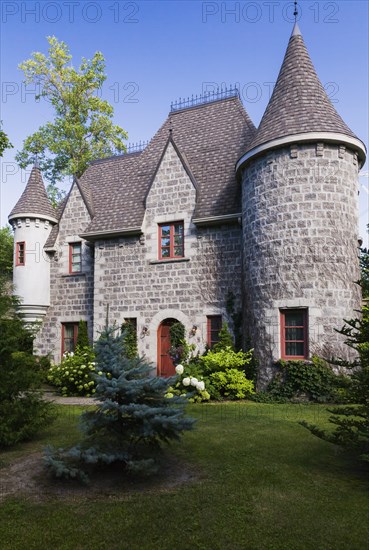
[
  {"xmin": 45, "ymin": 325, "xmax": 194, "ymax": 481},
  {"xmin": 0, "ymin": 122, "xmax": 13, "ymax": 157},
  {"xmin": 0, "ymin": 281, "xmax": 54, "ymax": 447},
  {"xmin": 0, "ymin": 226, "xmax": 14, "ymax": 279},
  {"xmin": 360, "ymin": 245, "xmax": 369, "ymax": 299},
  {"xmin": 76, "ymin": 320, "xmax": 89, "ymax": 350},
  {"xmin": 301, "ymin": 306, "xmax": 369, "ymax": 463},
  {"xmin": 16, "ymin": 36, "xmax": 128, "ymax": 202},
  {"xmin": 121, "ymin": 319, "xmax": 138, "ymax": 359},
  {"xmin": 213, "ymin": 322, "xmax": 234, "ymax": 352}
]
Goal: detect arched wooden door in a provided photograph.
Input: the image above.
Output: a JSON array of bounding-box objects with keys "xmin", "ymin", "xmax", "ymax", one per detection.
[{"xmin": 157, "ymin": 318, "xmax": 177, "ymax": 377}]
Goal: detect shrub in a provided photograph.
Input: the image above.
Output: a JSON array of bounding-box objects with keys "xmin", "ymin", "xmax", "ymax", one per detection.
[
  {"xmin": 0, "ymin": 351, "xmax": 55, "ymax": 447},
  {"xmin": 0, "ymin": 277, "xmax": 54, "ymax": 448},
  {"xmin": 76, "ymin": 320, "xmax": 89, "ymax": 349},
  {"xmin": 121, "ymin": 320, "xmax": 138, "ymax": 359},
  {"xmin": 210, "ymin": 369, "xmax": 254, "ymax": 400},
  {"xmin": 169, "ymin": 322, "xmax": 194, "ymax": 365},
  {"xmin": 213, "ymin": 322, "xmax": 234, "ymax": 352},
  {"xmin": 44, "ymin": 325, "xmax": 195, "ymax": 481},
  {"xmin": 201, "ymin": 346, "xmax": 253, "ymax": 373},
  {"xmin": 47, "ymin": 347, "xmax": 96, "ymax": 396},
  {"xmin": 167, "ymin": 363, "xmax": 210, "ymax": 403},
  {"xmin": 301, "ymin": 306, "xmax": 369, "ymax": 463},
  {"xmin": 265, "ymin": 357, "xmax": 349, "ymax": 403}
]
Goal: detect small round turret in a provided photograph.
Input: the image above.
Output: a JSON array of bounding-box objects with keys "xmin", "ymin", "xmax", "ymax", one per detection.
[{"xmin": 8, "ymin": 164, "xmax": 57, "ymax": 322}]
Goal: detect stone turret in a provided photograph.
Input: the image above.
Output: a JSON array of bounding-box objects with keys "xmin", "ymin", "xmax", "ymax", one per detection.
[
  {"xmin": 236, "ymin": 23, "xmax": 367, "ymax": 387},
  {"xmin": 8, "ymin": 164, "xmax": 57, "ymax": 322}
]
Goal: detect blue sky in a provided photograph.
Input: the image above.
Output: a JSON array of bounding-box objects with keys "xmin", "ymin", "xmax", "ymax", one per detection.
[{"xmin": 1, "ymin": 0, "xmax": 368, "ymax": 243}]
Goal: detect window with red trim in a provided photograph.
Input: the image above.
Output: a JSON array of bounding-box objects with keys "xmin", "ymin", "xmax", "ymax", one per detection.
[
  {"xmin": 280, "ymin": 309, "xmax": 308, "ymax": 359},
  {"xmin": 69, "ymin": 242, "xmax": 82, "ymax": 273},
  {"xmin": 159, "ymin": 222, "xmax": 184, "ymax": 259},
  {"xmin": 16, "ymin": 242, "xmax": 25, "ymax": 266},
  {"xmin": 207, "ymin": 315, "xmax": 222, "ymax": 349},
  {"xmin": 61, "ymin": 323, "xmax": 79, "ymax": 355}
]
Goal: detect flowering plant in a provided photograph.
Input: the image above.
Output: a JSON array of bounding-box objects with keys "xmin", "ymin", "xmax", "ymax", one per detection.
[{"xmin": 47, "ymin": 346, "xmax": 96, "ymax": 397}]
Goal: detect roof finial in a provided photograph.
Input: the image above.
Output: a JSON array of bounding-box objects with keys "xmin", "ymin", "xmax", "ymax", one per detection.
[{"xmin": 291, "ymin": 0, "xmax": 301, "ymax": 37}]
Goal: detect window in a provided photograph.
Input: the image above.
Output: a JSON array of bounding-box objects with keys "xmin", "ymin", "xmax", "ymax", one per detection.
[
  {"xmin": 69, "ymin": 242, "xmax": 82, "ymax": 273},
  {"xmin": 159, "ymin": 222, "xmax": 184, "ymax": 259},
  {"xmin": 207, "ymin": 315, "xmax": 222, "ymax": 349},
  {"xmin": 280, "ymin": 309, "xmax": 308, "ymax": 359},
  {"xmin": 61, "ymin": 323, "xmax": 79, "ymax": 355},
  {"xmin": 16, "ymin": 242, "xmax": 25, "ymax": 266}
]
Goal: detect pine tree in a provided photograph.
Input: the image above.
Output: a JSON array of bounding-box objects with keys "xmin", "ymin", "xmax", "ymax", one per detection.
[
  {"xmin": 213, "ymin": 322, "xmax": 234, "ymax": 352},
  {"xmin": 45, "ymin": 325, "xmax": 195, "ymax": 481},
  {"xmin": 301, "ymin": 306, "xmax": 369, "ymax": 463},
  {"xmin": 76, "ymin": 320, "xmax": 89, "ymax": 350}
]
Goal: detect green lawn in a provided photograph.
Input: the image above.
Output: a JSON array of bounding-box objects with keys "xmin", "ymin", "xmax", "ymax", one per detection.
[{"xmin": 0, "ymin": 402, "xmax": 368, "ymax": 550}]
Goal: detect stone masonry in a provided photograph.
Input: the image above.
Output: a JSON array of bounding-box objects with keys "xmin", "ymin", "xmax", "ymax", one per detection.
[
  {"xmin": 35, "ymin": 182, "xmax": 94, "ymax": 362},
  {"xmin": 241, "ymin": 142, "xmax": 362, "ymax": 386},
  {"xmin": 93, "ymin": 141, "xmax": 242, "ymax": 368}
]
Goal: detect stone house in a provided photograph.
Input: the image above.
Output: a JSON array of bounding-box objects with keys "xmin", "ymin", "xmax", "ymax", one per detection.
[{"xmin": 9, "ymin": 24, "xmax": 367, "ymax": 386}]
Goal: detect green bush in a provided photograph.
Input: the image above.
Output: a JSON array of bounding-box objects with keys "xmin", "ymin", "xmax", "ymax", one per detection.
[
  {"xmin": 264, "ymin": 357, "xmax": 350, "ymax": 403},
  {"xmin": 213, "ymin": 322, "xmax": 234, "ymax": 352},
  {"xmin": 210, "ymin": 369, "xmax": 254, "ymax": 400},
  {"xmin": 121, "ymin": 320, "xmax": 138, "ymax": 359},
  {"xmin": 166, "ymin": 362, "xmax": 210, "ymax": 403},
  {"xmin": 201, "ymin": 346, "xmax": 253, "ymax": 373},
  {"xmin": 0, "ymin": 352, "xmax": 55, "ymax": 447},
  {"xmin": 47, "ymin": 347, "xmax": 96, "ymax": 396},
  {"xmin": 76, "ymin": 320, "xmax": 89, "ymax": 349}
]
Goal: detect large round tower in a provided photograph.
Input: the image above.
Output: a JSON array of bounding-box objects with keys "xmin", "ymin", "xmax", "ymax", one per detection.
[
  {"xmin": 236, "ymin": 23, "xmax": 367, "ymax": 387},
  {"xmin": 8, "ymin": 164, "xmax": 58, "ymax": 323}
]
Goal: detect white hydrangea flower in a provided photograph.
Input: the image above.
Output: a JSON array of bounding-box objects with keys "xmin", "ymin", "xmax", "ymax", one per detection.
[
  {"xmin": 175, "ymin": 364, "xmax": 184, "ymax": 375},
  {"xmin": 190, "ymin": 377, "xmax": 198, "ymax": 387},
  {"xmin": 182, "ymin": 377, "xmax": 191, "ymax": 386},
  {"xmin": 196, "ymin": 381, "xmax": 205, "ymax": 391}
]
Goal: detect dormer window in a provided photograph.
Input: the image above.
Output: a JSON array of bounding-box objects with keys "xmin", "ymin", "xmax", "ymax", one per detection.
[
  {"xmin": 69, "ymin": 242, "xmax": 82, "ymax": 273},
  {"xmin": 16, "ymin": 242, "xmax": 25, "ymax": 266},
  {"xmin": 159, "ymin": 222, "xmax": 184, "ymax": 259}
]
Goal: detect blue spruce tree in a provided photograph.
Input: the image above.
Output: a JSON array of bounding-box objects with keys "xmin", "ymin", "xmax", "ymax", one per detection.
[{"xmin": 45, "ymin": 325, "xmax": 195, "ymax": 481}]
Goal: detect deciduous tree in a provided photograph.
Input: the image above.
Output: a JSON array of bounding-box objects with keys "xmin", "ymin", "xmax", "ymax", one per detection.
[{"xmin": 16, "ymin": 36, "xmax": 127, "ymax": 205}]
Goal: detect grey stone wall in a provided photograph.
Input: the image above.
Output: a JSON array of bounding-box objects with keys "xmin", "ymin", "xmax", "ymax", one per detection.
[
  {"xmin": 241, "ymin": 142, "xmax": 361, "ymax": 387},
  {"xmin": 34, "ymin": 183, "xmax": 94, "ymax": 362},
  {"xmin": 93, "ymin": 142, "xmax": 242, "ymax": 367}
]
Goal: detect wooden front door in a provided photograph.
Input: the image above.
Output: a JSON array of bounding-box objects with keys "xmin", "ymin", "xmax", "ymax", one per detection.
[{"xmin": 157, "ymin": 318, "xmax": 176, "ymax": 377}]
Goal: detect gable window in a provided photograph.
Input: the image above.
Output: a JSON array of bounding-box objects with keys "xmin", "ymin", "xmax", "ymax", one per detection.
[
  {"xmin": 159, "ymin": 222, "xmax": 184, "ymax": 259},
  {"xmin": 69, "ymin": 242, "xmax": 82, "ymax": 273},
  {"xmin": 207, "ymin": 315, "xmax": 222, "ymax": 349},
  {"xmin": 61, "ymin": 323, "xmax": 79, "ymax": 355},
  {"xmin": 16, "ymin": 242, "xmax": 25, "ymax": 266},
  {"xmin": 280, "ymin": 309, "xmax": 308, "ymax": 359}
]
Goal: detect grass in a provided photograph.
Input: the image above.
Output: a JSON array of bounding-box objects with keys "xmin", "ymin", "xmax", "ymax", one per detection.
[{"xmin": 0, "ymin": 402, "xmax": 368, "ymax": 550}]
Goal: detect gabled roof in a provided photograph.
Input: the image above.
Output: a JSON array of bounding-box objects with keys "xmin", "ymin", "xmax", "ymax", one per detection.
[
  {"xmin": 238, "ymin": 23, "xmax": 366, "ymax": 167},
  {"xmin": 9, "ymin": 165, "xmax": 57, "ymax": 223},
  {"xmin": 79, "ymin": 96, "xmax": 256, "ymax": 237}
]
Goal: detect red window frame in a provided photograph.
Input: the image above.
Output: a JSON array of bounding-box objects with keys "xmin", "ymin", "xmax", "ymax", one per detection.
[
  {"xmin": 61, "ymin": 323, "xmax": 79, "ymax": 356},
  {"xmin": 158, "ymin": 222, "xmax": 184, "ymax": 260},
  {"xmin": 69, "ymin": 242, "xmax": 82, "ymax": 274},
  {"xmin": 16, "ymin": 241, "xmax": 25, "ymax": 266},
  {"xmin": 280, "ymin": 309, "xmax": 308, "ymax": 360},
  {"xmin": 207, "ymin": 315, "xmax": 222, "ymax": 349}
]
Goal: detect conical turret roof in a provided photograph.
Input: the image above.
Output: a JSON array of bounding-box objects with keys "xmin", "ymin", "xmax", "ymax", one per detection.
[
  {"xmin": 237, "ymin": 23, "xmax": 366, "ymax": 169},
  {"xmin": 9, "ymin": 165, "xmax": 58, "ymax": 222}
]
